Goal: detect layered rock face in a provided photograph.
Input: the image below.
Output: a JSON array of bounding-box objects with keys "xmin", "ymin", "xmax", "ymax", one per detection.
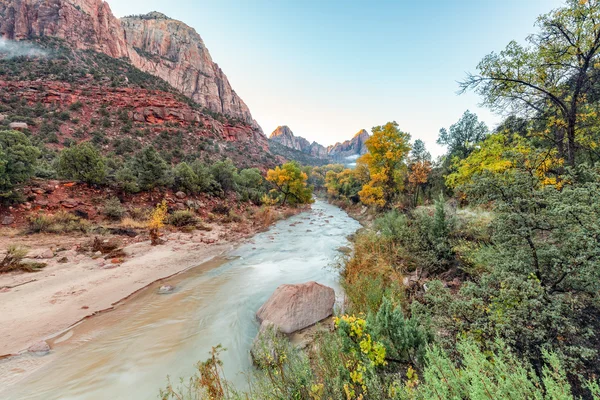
[
  {"xmin": 121, "ymin": 13, "xmax": 259, "ymax": 129},
  {"xmin": 328, "ymin": 129, "xmax": 370, "ymax": 160},
  {"xmin": 0, "ymin": 0, "xmax": 129, "ymax": 58},
  {"xmin": 270, "ymin": 125, "xmax": 329, "ymax": 159},
  {"xmin": 0, "ymin": 1, "xmax": 262, "ymax": 135}
]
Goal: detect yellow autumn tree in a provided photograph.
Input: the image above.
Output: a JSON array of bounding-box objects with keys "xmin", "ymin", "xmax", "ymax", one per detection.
[
  {"xmin": 358, "ymin": 122, "xmax": 411, "ymax": 208},
  {"xmin": 407, "ymin": 138, "xmax": 432, "ymax": 207},
  {"xmin": 148, "ymin": 200, "xmax": 168, "ymax": 245},
  {"xmin": 408, "ymin": 161, "xmax": 432, "ymax": 207},
  {"xmin": 266, "ymin": 161, "xmax": 313, "ymax": 206},
  {"xmin": 446, "ymin": 132, "xmax": 564, "ymax": 189},
  {"xmin": 324, "ymin": 168, "xmax": 364, "ymax": 201}
]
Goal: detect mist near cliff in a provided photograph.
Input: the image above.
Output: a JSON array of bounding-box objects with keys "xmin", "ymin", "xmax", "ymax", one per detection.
[{"xmin": 0, "ymin": 38, "xmax": 48, "ymax": 59}]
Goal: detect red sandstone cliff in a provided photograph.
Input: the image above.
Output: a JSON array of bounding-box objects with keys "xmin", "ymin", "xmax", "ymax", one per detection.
[
  {"xmin": 0, "ymin": 0, "xmax": 128, "ymax": 58},
  {"xmin": 0, "ymin": 0, "xmax": 263, "ymax": 135},
  {"xmin": 122, "ymin": 12, "xmax": 258, "ymax": 129}
]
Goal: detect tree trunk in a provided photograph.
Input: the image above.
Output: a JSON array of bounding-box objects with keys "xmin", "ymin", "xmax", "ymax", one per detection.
[
  {"xmin": 567, "ymin": 116, "xmax": 576, "ymax": 167},
  {"xmin": 555, "ymin": 126, "xmax": 565, "ymax": 161}
]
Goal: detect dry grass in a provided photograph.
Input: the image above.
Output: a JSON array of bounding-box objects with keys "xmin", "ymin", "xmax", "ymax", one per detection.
[
  {"xmin": 128, "ymin": 207, "xmax": 152, "ymax": 222},
  {"xmin": 0, "ymin": 245, "xmax": 46, "ymax": 273},
  {"xmin": 253, "ymin": 206, "xmax": 276, "ymax": 229},
  {"xmin": 340, "ymin": 231, "xmax": 405, "ymax": 314},
  {"xmin": 27, "ymin": 211, "xmax": 91, "ymax": 234},
  {"xmin": 119, "ymin": 217, "xmax": 147, "ymax": 229}
]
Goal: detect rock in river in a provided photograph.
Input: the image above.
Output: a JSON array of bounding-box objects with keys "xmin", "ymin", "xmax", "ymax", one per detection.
[
  {"xmin": 158, "ymin": 285, "xmax": 175, "ymax": 294},
  {"xmin": 28, "ymin": 341, "xmax": 50, "ymax": 356},
  {"xmin": 256, "ymin": 281, "xmax": 335, "ymax": 334}
]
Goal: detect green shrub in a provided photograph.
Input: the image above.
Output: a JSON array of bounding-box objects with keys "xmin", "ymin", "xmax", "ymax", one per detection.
[
  {"xmin": 373, "ymin": 197, "xmax": 455, "ymax": 273},
  {"xmin": 172, "ymin": 162, "xmax": 199, "ymax": 194},
  {"xmin": 103, "ymin": 197, "xmax": 125, "ymax": 220},
  {"xmin": 394, "ymin": 338, "xmax": 584, "ymax": 400},
  {"xmin": 57, "ymin": 142, "xmax": 107, "ymax": 185},
  {"xmin": 235, "ymin": 167, "xmax": 266, "ymax": 204},
  {"xmin": 210, "ymin": 158, "xmax": 237, "ymax": 193},
  {"xmin": 132, "ymin": 146, "xmax": 170, "ymax": 190},
  {"xmin": 191, "ymin": 160, "xmax": 219, "ymax": 194},
  {"xmin": 167, "ymin": 210, "xmax": 199, "ymax": 227},
  {"xmin": 114, "ymin": 165, "xmax": 140, "ymax": 193},
  {"xmin": 370, "ymin": 296, "xmax": 432, "ymax": 366},
  {"xmin": 69, "ymin": 101, "xmax": 83, "ymax": 111},
  {"xmin": 0, "ymin": 130, "xmax": 40, "ymax": 202}
]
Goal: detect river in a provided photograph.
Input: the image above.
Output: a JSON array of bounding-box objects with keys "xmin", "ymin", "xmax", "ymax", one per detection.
[{"xmin": 0, "ymin": 200, "xmax": 360, "ymax": 400}]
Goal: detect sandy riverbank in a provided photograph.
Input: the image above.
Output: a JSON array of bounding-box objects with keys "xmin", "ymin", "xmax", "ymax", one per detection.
[{"xmin": 0, "ymin": 221, "xmax": 271, "ymax": 357}]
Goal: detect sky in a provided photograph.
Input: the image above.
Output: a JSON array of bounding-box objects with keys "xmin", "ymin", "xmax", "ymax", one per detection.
[{"xmin": 110, "ymin": 0, "xmax": 565, "ymax": 157}]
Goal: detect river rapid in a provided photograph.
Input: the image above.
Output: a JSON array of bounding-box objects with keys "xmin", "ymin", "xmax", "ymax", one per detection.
[{"xmin": 0, "ymin": 200, "xmax": 360, "ymax": 400}]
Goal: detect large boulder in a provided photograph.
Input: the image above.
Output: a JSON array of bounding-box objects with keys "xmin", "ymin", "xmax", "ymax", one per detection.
[{"xmin": 256, "ymin": 282, "xmax": 335, "ymax": 334}]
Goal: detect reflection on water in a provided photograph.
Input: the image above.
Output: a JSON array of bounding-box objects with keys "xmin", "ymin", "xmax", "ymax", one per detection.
[{"xmin": 0, "ymin": 200, "xmax": 360, "ymax": 400}]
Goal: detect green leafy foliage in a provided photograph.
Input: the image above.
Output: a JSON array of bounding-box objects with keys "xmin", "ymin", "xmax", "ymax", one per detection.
[
  {"xmin": 131, "ymin": 146, "xmax": 170, "ymax": 191},
  {"xmin": 395, "ymin": 338, "xmax": 580, "ymax": 400},
  {"xmin": 0, "ymin": 130, "xmax": 39, "ymax": 202},
  {"xmin": 235, "ymin": 168, "xmax": 266, "ymax": 204},
  {"xmin": 210, "ymin": 159, "xmax": 238, "ymax": 193},
  {"xmin": 57, "ymin": 142, "xmax": 106, "ymax": 185},
  {"xmin": 266, "ymin": 161, "xmax": 314, "ymax": 206}
]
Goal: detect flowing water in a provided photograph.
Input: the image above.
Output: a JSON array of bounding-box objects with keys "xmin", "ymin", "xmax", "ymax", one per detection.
[{"xmin": 0, "ymin": 200, "xmax": 360, "ymax": 400}]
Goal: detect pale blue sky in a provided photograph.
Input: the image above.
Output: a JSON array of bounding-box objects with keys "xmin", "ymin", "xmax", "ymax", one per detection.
[{"xmin": 110, "ymin": 0, "xmax": 564, "ymax": 157}]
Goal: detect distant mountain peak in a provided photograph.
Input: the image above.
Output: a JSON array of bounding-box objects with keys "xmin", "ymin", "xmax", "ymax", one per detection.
[
  {"xmin": 328, "ymin": 130, "xmax": 370, "ymax": 160},
  {"xmin": 270, "ymin": 126, "xmax": 294, "ymax": 138},
  {"xmin": 354, "ymin": 129, "xmax": 369, "ymax": 138}
]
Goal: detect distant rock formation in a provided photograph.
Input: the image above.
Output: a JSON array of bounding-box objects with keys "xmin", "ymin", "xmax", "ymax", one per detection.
[
  {"xmin": 327, "ymin": 129, "xmax": 370, "ymax": 161},
  {"xmin": 270, "ymin": 126, "xmax": 329, "ymax": 159},
  {"xmin": 270, "ymin": 126, "xmax": 309, "ymax": 151},
  {"xmin": 269, "ymin": 126, "xmax": 370, "ymax": 162}
]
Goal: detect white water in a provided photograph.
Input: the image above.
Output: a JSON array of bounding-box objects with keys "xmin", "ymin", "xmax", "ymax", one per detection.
[{"xmin": 0, "ymin": 200, "xmax": 360, "ymax": 399}]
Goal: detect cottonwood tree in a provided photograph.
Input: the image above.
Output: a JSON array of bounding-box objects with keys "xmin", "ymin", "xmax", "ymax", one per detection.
[
  {"xmin": 266, "ymin": 161, "xmax": 313, "ymax": 206},
  {"xmin": 407, "ymin": 139, "xmax": 432, "ymax": 207},
  {"xmin": 438, "ymin": 110, "xmax": 488, "ymax": 162},
  {"xmin": 460, "ymin": 0, "xmax": 600, "ymax": 166},
  {"xmin": 358, "ymin": 121, "xmax": 411, "ymax": 208}
]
